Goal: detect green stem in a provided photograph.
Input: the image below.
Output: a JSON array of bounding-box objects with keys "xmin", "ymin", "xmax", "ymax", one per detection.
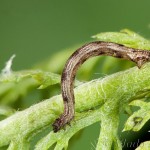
[
  {"xmin": 96, "ymin": 102, "xmax": 121, "ymax": 150},
  {"xmin": 0, "ymin": 63, "xmax": 150, "ymax": 147}
]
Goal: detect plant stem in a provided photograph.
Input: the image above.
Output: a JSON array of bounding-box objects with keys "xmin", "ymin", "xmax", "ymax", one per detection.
[{"xmin": 0, "ymin": 63, "xmax": 150, "ymax": 147}]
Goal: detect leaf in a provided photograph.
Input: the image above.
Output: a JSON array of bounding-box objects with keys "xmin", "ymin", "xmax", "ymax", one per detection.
[
  {"xmin": 7, "ymin": 136, "xmax": 29, "ymax": 150},
  {"xmin": 0, "ymin": 63, "xmax": 150, "ymax": 149},
  {"xmin": 92, "ymin": 29, "xmax": 150, "ymax": 50},
  {"xmin": 31, "ymin": 71, "xmax": 60, "ymax": 89},
  {"xmin": 0, "ymin": 70, "xmax": 60, "ymax": 87},
  {"xmin": 0, "ymin": 78, "xmax": 37, "ymax": 105},
  {"xmin": 123, "ymin": 100, "xmax": 150, "ymax": 131},
  {"xmin": 35, "ymin": 111, "xmax": 101, "ymax": 150},
  {"xmin": 0, "ymin": 29, "xmax": 150, "ymax": 150},
  {"xmin": 0, "ymin": 106, "xmax": 15, "ymax": 117},
  {"xmin": 136, "ymin": 141, "xmax": 150, "ymax": 150},
  {"xmin": 0, "ymin": 70, "xmax": 60, "ymax": 104}
]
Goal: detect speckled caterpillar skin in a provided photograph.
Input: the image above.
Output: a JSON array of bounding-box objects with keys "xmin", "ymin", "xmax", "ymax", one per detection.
[{"xmin": 52, "ymin": 41, "xmax": 150, "ymax": 132}]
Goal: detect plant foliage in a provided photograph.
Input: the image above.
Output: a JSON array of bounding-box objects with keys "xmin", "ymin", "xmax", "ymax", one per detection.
[{"xmin": 0, "ymin": 29, "xmax": 149, "ymax": 150}]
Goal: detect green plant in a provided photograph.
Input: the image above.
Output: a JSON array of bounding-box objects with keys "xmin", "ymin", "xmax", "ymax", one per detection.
[{"xmin": 0, "ymin": 29, "xmax": 149, "ymax": 150}]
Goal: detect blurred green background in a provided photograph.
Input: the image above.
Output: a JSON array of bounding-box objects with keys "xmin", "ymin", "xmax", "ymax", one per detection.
[
  {"xmin": 0, "ymin": 0, "xmax": 150, "ymax": 150},
  {"xmin": 0, "ymin": 0, "xmax": 150, "ymax": 70}
]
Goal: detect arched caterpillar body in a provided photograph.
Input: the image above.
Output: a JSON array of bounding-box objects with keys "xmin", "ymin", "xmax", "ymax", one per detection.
[{"xmin": 52, "ymin": 41, "xmax": 150, "ymax": 132}]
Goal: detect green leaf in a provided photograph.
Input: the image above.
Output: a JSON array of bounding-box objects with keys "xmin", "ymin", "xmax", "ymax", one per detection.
[
  {"xmin": 30, "ymin": 71, "xmax": 60, "ymax": 89},
  {"xmin": 123, "ymin": 100, "xmax": 150, "ymax": 131},
  {"xmin": 0, "ymin": 63, "xmax": 150, "ymax": 149},
  {"xmin": 0, "ymin": 70, "xmax": 60, "ymax": 87},
  {"xmin": 0, "ymin": 106, "xmax": 15, "ymax": 117},
  {"xmin": 7, "ymin": 136, "xmax": 30, "ymax": 150},
  {"xmin": 35, "ymin": 111, "xmax": 101, "ymax": 150},
  {"xmin": 0, "ymin": 30, "xmax": 150, "ymax": 150},
  {"xmin": 0, "ymin": 70, "xmax": 60, "ymax": 104},
  {"xmin": 136, "ymin": 141, "xmax": 150, "ymax": 150},
  {"xmin": 92, "ymin": 29, "xmax": 150, "ymax": 50}
]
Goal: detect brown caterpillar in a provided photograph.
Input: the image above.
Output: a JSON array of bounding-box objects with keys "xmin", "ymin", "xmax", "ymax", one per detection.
[{"xmin": 52, "ymin": 41, "xmax": 150, "ymax": 132}]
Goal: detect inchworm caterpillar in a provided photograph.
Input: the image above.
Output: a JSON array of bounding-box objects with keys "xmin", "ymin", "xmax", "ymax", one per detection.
[{"xmin": 52, "ymin": 41, "xmax": 150, "ymax": 132}]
